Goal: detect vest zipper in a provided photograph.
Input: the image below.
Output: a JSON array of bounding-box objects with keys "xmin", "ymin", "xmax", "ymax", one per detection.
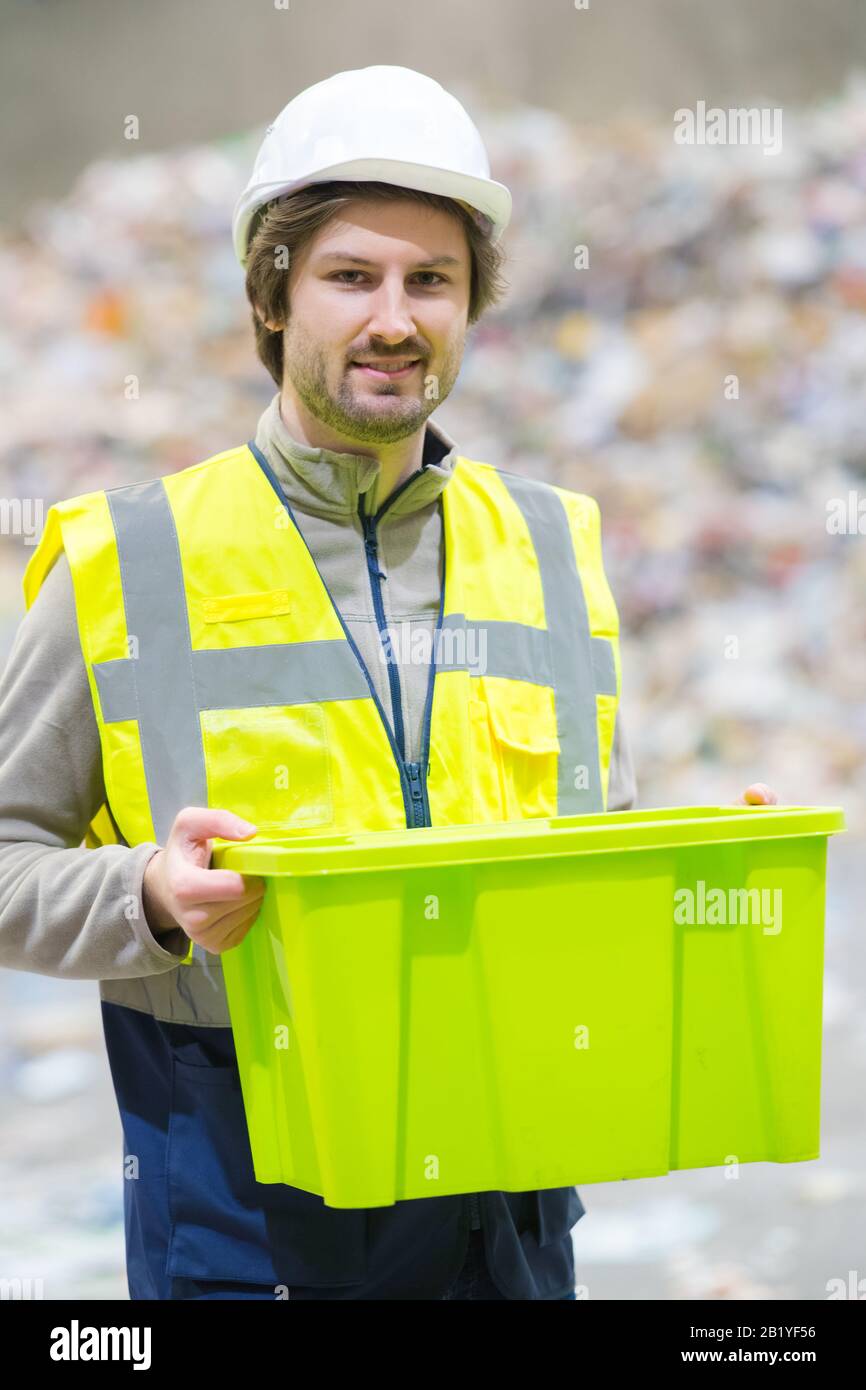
[
  {"xmin": 405, "ymin": 760, "xmax": 426, "ymax": 829},
  {"xmin": 359, "ymin": 498, "xmax": 407, "ymax": 761}
]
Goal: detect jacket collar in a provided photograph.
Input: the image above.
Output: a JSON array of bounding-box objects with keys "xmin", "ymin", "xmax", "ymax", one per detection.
[{"xmin": 253, "ymin": 391, "xmax": 458, "ymax": 521}]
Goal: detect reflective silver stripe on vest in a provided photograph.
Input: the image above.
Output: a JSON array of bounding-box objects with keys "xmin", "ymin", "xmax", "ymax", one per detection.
[
  {"xmin": 96, "ymin": 473, "xmax": 615, "ymax": 840},
  {"xmin": 591, "ymin": 635, "xmax": 617, "ymax": 697},
  {"xmin": 190, "ymin": 644, "xmax": 369, "ymax": 710},
  {"xmin": 95, "ymin": 641, "xmax": 368, "ymax": 720},
  {"xmin": 435, "ymin": 614, "xmax": 551, "ymax": 680},
  {"xmin": 496, "ymin": 472, "xmax": 612, "ymax": 814},
  {"xmin": 434, "ymin": 613, "xmax": 616, "ymax": 699},
  {"xmin": 105, "ymin": 482, "xmax": 208, "ymax": 844}
]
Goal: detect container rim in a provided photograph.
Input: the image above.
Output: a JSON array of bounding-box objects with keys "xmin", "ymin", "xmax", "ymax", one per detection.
[{"xmin": 210, "ymin": 804, "xmax": 847, "ymax": 877}]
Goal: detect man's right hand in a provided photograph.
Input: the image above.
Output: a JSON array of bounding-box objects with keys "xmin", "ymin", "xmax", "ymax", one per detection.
[{"xmin": 142, "ymin": 807, "xmax": 265, "ymax": 955}]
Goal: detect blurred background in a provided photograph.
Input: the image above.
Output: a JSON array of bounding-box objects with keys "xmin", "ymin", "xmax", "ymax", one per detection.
[{"xmin": 0, "ymin": 0, "xmax": 863, "ymax": 1300}]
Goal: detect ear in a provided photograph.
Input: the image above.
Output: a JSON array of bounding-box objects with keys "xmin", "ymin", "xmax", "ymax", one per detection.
[{"xmin": 251, "ymin": 300, "xmax": 283, "ymax": 333}]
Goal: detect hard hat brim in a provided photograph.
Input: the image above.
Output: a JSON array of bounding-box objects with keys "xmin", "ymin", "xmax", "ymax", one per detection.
[{"xmin": 232, "ymin": 156, "xmax": 512, "ymax": 269}]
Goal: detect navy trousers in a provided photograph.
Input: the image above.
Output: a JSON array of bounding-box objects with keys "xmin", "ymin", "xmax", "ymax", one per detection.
[
  {"xmin": 102, "ymin": 1002, "xmax": 582, "ymax": 1301},
  {"xmin": 440, "ymin": 1229, "xmax": 577, "ymax": 1300},
  {"xmin": 166, "ymin": 1229, "xmax": 577, "ymax": 1300}
]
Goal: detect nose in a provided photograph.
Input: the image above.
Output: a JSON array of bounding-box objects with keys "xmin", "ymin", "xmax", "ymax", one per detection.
[{"xmin": 364, "ymin": 274, "xmax": 418, "ymax": 344}]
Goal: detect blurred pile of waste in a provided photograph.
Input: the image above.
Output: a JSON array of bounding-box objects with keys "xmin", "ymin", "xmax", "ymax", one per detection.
[{"xmin": 1, "ymin": 77, "xmax": 864, "ymax": 825}]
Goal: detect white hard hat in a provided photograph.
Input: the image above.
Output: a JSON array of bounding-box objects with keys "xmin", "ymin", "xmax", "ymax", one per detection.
[{"xmin": 232, "ymin": 64, "xmax": 512, "ymax": 269}]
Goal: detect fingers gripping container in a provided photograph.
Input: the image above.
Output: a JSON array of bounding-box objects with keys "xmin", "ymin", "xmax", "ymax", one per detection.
[{"xmin": 211, "ymin": 805, "xmax": 846, "ymax": 1208}]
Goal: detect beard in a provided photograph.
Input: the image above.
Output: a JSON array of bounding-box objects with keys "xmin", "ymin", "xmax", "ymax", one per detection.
[{"xmin": 282, "ymin": 322, "xmax": 462, "ymax": 444}]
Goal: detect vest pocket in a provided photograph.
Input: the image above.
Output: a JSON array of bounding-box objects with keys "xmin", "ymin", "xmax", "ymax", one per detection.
[
  {"xmin": 200, "ymin": 589, "xmax": 293, "ymax": 623},
  {"xmin": 201, "ymin": 703, "xmax": 335, "ymax": 832},
  {"xmin": 165, "ymin": 1057, "xmax": 367, "ymax": 1287},
  {"xmin": 469, "ymin": 677, "xmax": 560, "ymax": 821}
]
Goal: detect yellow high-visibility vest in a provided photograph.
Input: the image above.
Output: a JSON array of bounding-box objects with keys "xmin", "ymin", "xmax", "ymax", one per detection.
[{"xmin": 23, "ymin": 438, "xmax": 621, "ymax": 912}]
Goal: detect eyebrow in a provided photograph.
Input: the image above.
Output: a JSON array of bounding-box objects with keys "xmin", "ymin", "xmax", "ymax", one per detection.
[{"xmin": 316, "ymin": 252, "xmax": 463, "ymax": 269}]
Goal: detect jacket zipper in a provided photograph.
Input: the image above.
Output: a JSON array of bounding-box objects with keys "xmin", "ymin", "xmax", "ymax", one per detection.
[
  {"xmin": 359, "ymin": 498, "xmax": 408, "ymax": 763},
  {"xmin": 357, "ymin": 466, "xmax": 442, "ymax": 832}
]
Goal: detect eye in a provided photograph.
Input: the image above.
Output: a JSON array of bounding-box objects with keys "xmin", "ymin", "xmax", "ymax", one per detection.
[{"xmin": 329, "ymin": 270, "xmax": 447, "ymax": 287}]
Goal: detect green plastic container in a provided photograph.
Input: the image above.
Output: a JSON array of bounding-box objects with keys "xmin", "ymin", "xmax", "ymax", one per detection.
[{"xmin": 212, "ymin": 805, "xmax": 846, "ymax": 1208}]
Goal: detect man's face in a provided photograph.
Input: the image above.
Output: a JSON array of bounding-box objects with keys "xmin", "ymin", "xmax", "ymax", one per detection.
[{"xmin": 279, "ymin": 198, "xmax": 471, "ymax": 444}]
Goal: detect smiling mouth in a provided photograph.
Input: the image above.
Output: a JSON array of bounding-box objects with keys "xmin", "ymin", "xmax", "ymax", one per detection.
[{"xmin": 350, "ymin": 359, "xmax": 421, "ymax": 380}]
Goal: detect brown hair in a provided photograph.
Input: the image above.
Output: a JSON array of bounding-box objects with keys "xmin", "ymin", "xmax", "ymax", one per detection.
[{"xmin": 243, "ymin": 179, "xmax": 509, "ymax": 387}]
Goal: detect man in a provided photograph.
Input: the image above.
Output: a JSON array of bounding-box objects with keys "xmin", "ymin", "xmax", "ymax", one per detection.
[{"xmin": 0, "ymin": 64, "xmax": 777, "ymax": 1300}]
